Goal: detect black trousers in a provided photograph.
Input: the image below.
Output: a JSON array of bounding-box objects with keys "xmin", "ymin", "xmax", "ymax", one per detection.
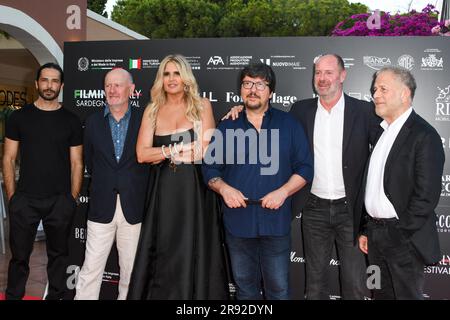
[
  {"xmin": 6, "ymin": 193, "xmax": 76, "ymax": 300},
  {"xmin": 366, "ymin": 218, "xmax": 425, "ymax": 300},
  {"xmin": 302, "ymin": 194, "xmax": 368, "ymax": 300}
]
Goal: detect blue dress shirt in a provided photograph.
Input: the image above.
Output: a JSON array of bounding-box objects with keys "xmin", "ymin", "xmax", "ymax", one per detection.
[
  {"xmin": 202, "ymin": 106, "xmax": 313, "ymax": 237},
  {"xmin": 104, "ymin": 105, "xmax": 131, "ymax": 162}
]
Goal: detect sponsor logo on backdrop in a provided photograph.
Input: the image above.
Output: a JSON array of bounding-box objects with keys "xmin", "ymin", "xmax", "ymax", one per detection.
[
  {"xmin": 348, "ymin": 92, "xmax": 373, "ymax": 102},
  {"xmin": 421, "ymin": 49, "xmax": 443, "ymax": 70},
  {"xmin": 424, "ymin": 255, "xmax": 450, "ymax": 274},
  {"xmin": 74, "ymin": 227, "xmax": 86, "ymax": 242},
  {"xmin": 421, "ymin": 54, "xmax": 444, "ymax": 70},
  {"xmin": 74, "ymin": 89, "xmax": 143, "ymax": 107},
  {"xmin": 435, "ymin": 85, "xmax": 450, "ymax": 121},
  {"xmin": 66, "ymin": 265, "xmax": 80, "ymax": 289},
  {"xmin": 78, "ymin": 195, "xmax": 90, "ymax": 204},
  {"xmin": 343, "ymin": 57, "xmax": 355, "ymax": 69},
  {"xmin": 103, "ymin": 271, "xmax": 120, "ymax": 283},
  {"xmin": 260, "ymin": 58, "xmax": 271, "ymax": 65},
  {"xmin": 225, "ymin": 91, "xmax": 298, "ymax": 108},
  {"xmin": 207, "ymin": 56, "xmax": 225, "ymax": 66},
  {"xmin": 78, "ymin": 58, "xmax": 124, "ymax": 70},
  {"xmin": 229, "ymin": 55, "xmax": 252, "ymax": 67},
  {"xmin": 201, "ymin": 91, "xmax": 218, "ymax": 102},
  {"xmin": 77, "ymin": 57, "xmax": 89, "ymax": 71},
  {"xmin": 363, "ymin": 56, "xmax": 392, "ymax": 70},
  {"xmin": 74, "ymin": 89, "xmax": 106, "ymax": 107},
  {"xmin": 129, "ymin": 58, "xmax": 142, "ymax": 70},
  {"xmin": 185, "ymin": 56, "xmax": 201, "ymax": 70},
  {"xmin": 74, "ymin": 89, "xmax": 104, "ymax": 99},
  {"xmin": 436, "ymin": 213, "xmax": 450, "ymax": 233},
  {"xmin": 267, "ymin": 55, "xmax": 306, "ymax": 70},
  {"xmin": 442, "ymin": 175, "xmax": 450, "ymax": 197},
  {"xmin": 290, "ymin": 251, "xmax": 305, "ymax": 263},
  {"xmin": 141, "ymin": 59, "xmax": 160, "ymax": 69},
  {"xmin": 206, "ymin": 55, "xmax": 253, "ymax": 70},
  {"xmin": 397, "ymin": 54, "xmax": 414, "ymax": 70},
  {"xmin": 330, "ymin": 259, "xmax": 340, "ymax": 266},
  {"xmin": 441, "ymin": 137, "xmax": 450, "ymax": 149},
  {"xmin": 228, "ymin": 283, "xmax": 236, "ymax": 295}
]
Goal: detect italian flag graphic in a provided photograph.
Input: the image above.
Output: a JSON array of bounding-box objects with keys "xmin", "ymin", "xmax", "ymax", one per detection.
[{"xmin": 129, "ymin": 58, "xmax": 142, "ymax": 69}]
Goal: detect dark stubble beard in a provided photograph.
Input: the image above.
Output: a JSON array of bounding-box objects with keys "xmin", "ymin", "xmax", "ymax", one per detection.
[
  {"xmin": 38, "ymin": 88, "xmax": 60, "ymax": 101},
  {"xmin": 244, "ymin": 101, "xmax": 262, "ymax": 110},
  {"xmin": 244, "ymin": 93, "xmax": 264, "ymax": 111}
]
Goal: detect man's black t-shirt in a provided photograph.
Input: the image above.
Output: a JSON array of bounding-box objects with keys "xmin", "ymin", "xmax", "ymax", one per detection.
[{"xmin": 5, "ymin": 103, "xmax": 83, "ymax": 198}]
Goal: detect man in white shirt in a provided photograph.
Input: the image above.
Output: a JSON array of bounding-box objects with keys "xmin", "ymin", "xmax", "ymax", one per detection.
[
  {"xmin": 290, "ymin": 54, "xmax": 380, "ymax": 300},
  {"xmin": 359, "ymin": 67, "xmax": 444, "ymax": 299}
]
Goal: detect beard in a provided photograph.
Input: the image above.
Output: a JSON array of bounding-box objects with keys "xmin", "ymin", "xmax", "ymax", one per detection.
[
  {"xmin": 243, "ymin": 94, "xmax": 264, "ymax": 110},
  {"xmin": 38, "ymin": 88, "xmax": 60, "ymax": 101},
  {"xmin": 244, "ymin": 101, "xmax": 262, "ymax": 110}
]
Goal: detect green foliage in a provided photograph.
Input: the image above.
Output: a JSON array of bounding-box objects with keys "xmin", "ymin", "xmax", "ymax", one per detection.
[
  {"xmin": 112, "ymin": 0, "xmax": 221, "ymax": 38},
  {"xmin": 295, "ymin": 0, "xmax": 368, "ymax": 36},
  {"xmin": 111, "ymin": 0, "xmax": 369, "ymax": 38},
  {"xmin": 88, "ymin": 0, "xmax": 108, "ymax": 17},
  {"xmin": 0, "ymin": 31, "xmax": 11, "ymax": 39}
]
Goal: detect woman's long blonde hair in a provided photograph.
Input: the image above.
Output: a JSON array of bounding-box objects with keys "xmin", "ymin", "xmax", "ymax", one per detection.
[{"xmin": 147, "ymin": 54, "xmax": 203, "ymax": 130}]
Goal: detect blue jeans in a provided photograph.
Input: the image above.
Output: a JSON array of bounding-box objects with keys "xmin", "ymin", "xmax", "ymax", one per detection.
[
  {"xmin": 225, "ymin": 230, "xmax": 290, "ymax": 300},
  {"xmin": 302, "ymin": 194, "xmax": 367, "ymax": 300}
]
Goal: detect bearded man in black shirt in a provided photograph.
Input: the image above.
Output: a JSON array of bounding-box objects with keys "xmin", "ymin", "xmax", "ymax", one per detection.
[{"xmin": 2, "ymin": 63, "xmax": 83, "ymax": 300}]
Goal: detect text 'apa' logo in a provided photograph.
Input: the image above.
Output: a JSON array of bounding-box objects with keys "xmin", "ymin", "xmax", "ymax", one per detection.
[{"xmin": 207, "ymin": 56, "xmax": 225, "ymax": 66}]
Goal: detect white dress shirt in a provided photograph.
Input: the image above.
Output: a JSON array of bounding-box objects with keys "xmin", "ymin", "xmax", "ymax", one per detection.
[
  {"xmin": 311, "ymin": 92, "xmax": 346, "ymax": 199},
  {"xmin": 364, "ymin": 107, "xmax": 413, "ymax": 219}
]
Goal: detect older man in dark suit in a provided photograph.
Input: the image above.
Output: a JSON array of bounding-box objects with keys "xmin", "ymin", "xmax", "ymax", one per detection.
[
  {"xmin": 75, "ymin": 68, "xmax": 150, "ymax": 300},
  {"xmin": 359, "ymin": 67, "xmax": 444, "ymax": 300},
  {"xmin": 290, "ymin": 54, "xmax": 380, "ymax": 300}
]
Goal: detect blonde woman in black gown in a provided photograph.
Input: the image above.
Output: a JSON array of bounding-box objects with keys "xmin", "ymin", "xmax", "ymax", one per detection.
[{"xmin": 127, "ymin": 54, "xmax": 229, "ymax": 299}]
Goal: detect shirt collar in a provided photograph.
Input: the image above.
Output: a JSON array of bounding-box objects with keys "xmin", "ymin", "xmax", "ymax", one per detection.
[
  {"xmin": 243, "ymin": 104, "xmax": 273, "ymax": 128},
  {"xmin": 380, "ymin": 107, "xmax": 413, "ymax": 131},
  {"xmin": 104, "ymin": 104, "xmax": 131, "ymax": 121},
  {"xmin": 317, "ymin": 91, "xmax": 345, "ymax": 113}
]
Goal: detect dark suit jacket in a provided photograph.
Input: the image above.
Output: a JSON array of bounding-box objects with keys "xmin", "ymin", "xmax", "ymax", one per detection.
[
  {"xmin": 361, "ymin": 111, "xmax": 444, "ymax": 265},
  {"xmin": 290, "ymin": 94, "xmax": 380, "ymax": 242},
  {"xmin": 84, "ymin": 106, "xmax": 150, "ymax": 224}
]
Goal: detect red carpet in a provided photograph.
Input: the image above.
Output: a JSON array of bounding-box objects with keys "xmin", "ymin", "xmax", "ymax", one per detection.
[{"xmin": 0, "ymin": 293, "xmax": 42, "ymax": 300}]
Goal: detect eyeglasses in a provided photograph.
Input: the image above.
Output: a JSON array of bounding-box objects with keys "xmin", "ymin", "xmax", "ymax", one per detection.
[{"xmin": 241, "ymin": 81, "xmax": 269, "ymax": 91}]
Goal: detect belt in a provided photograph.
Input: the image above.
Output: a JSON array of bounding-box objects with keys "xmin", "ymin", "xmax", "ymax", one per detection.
[
  {"xmin": 309, "ymin": 194, "xmax": 347, "ymax": 206},
  {"xmin": 366, "ymin": 215, "xmax": 398, "ymax": 226}
]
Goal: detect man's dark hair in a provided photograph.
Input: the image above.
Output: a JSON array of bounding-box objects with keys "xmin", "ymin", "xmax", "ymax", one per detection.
[
  {"xmin": 36, "ymin": 62, "xmax": 64, "ymax": 83},
  {"xmin": 239, "ymin": 62, "xmax": 276, "ymax": 93}
]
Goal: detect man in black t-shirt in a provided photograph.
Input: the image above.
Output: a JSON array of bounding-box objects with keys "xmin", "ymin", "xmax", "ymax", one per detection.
[{"xmin": 2, "ymin": 63, "xmax": 83, "ymax": 300}]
